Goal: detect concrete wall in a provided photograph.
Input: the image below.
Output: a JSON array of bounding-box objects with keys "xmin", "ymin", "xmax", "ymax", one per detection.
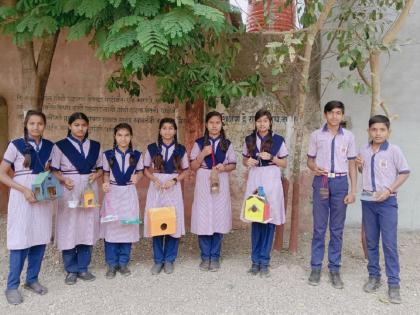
[{"xmin": 321, "ymin": 2, "xmax": 420, "ymax": 229}]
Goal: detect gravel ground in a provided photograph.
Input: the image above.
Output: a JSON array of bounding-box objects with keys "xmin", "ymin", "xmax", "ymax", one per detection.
[{"xmin": 0, "ymin": 216, "xmax": 419, "ymax": 314}]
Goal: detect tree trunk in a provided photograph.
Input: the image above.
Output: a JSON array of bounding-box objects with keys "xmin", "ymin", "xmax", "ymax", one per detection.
[
  {"xmin": 288, "ymin": 0, "xmax": 337, "ymax": 253},
  {"xmin": 369, "ymin": 50, "xmax": 381, "ymax": 117},
  {"xmin": 18, "ymin": 31, "xmax": 60, "ymax": 111}
]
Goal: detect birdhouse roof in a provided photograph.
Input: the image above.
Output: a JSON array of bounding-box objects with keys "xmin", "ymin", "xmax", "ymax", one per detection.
[{"xmin": 32, "ymin": 171, "xmax": 51, "ymax": 185}]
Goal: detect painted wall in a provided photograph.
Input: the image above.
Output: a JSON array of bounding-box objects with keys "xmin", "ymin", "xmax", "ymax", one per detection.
[{"xmin": 321, "ymin": 2, "xmax": 420, "ymax": 229}]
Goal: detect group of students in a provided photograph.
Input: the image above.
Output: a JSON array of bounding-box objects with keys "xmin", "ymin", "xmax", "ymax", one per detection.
[{"xmin": 0, "ymin": 101, "xmax": 409, "ymax": 306}]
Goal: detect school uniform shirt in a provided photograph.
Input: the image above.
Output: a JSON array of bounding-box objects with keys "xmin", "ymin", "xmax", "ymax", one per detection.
[
  {"xmin": 307, "ymin": 124, "xmax": 357, "ymax": 173},
  {"xmin": 241, "ymin": 132, "xmax": 288, "ymax": 225},
  {"xmin": 190, "ymin": 137, "xmax": 237, "ymax": 235},
  {"xmin": 359, "ymin": 141, "xmax": 410, "ymax": 193},
  {"xmin": 50, "ymin": 136, "xmax": 102, "ymax": 250},
  {"xmin": 100, "ymin": 148, "xmax": 144, "ymax": 243},
  {"xmin": 3, "ymin": 138, "xmax": 55, "ymax": 250},
  {"xmin": 143, "ymin": 142, "xmax": 189, "ymax": 238}
]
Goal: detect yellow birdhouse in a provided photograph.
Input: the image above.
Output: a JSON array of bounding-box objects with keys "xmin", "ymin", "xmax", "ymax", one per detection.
[
  {"xmin": 82, "ymin": 182, "xmax": 97, "ymax": 208},
  {"xmin": 243, "ymin": 195, "xmax": 271, "ymax": 223},
  {"xmin": 147, "ymin": 206, "xmax": 176, "ymax": 237}
]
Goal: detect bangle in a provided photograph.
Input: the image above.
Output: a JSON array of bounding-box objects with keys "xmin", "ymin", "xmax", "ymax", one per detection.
[{"xmin": 172, "ymin": 178, "xmax": 178, "ymax": 183}]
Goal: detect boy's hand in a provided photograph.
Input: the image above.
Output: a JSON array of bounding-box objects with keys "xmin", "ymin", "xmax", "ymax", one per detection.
[
  {"xmin": 375, "ymin": 190, "xmax": 391, "ymax": 202},
  {"xmin": 355, "ymin": 156, "xmax": 364, "ymax": 169},
  {"xmin": 344, "ymin": 193, "xmax": 356, "ymax": 204},
  {"xmin": 313, "ymin": 166, "xmax": 328, "ymax": 176}
]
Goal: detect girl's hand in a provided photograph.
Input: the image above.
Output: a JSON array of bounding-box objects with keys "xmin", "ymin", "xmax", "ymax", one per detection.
[
  {"xmin": 153, "ymin": 178, "xmax": 162, "ymax": 189},
  {"xmin": 130, "ymin": 174, "xmax": 138, "ymax": 184},
  {"xmin": 23, "ymin": 188, "xmax": 37, "ymax": 203},
  {"xmin": 246, "ymin": 157, "xmax": 259, "ymax": 167},
  {"xmin": 214, "ymin": 163, "xmax": 225, "ymax": 172},
  {"xmin": 163, "ymin": 179, "xmax": 176, "ymax": 190},
  {"xmin": 259, "ymin": 152, "xmax": 272, "ymax": 161},
  {"xmin": 64, "ymin": 178, "xmax": 74, "ymax": 190},
  {"xmin": 201, "ymin": 145, "xmax": 213, "ymax": 157},
  {"xmin": 102, "ymin": 182, "xmax": 110, "ymax": 193},
  {"xmin": 89, "ymin": 172, "xmax": 99, "ymax": 183}
]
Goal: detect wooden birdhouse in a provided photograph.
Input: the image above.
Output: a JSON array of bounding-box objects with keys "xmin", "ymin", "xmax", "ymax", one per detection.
[
  {"xmin": 147, "ymin": 206, "xmax": 176, "ymax": 236},
  {"xmin": 243, "ymin": 189, "xmax": 271, "ymax": 223},
  {"xmin": 82, "ymin": 182, "xmax": 97, "ymax": 208},
  {"xmin": 32, "ymin": 171, "xmax": 62, "ymax": 201}
]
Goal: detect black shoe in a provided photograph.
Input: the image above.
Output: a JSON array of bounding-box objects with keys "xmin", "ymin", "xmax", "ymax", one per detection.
[
  {"xmin": 248, "ymin": 263, "xmax": 260, "ymax": 275},
  {"xmin": 65, "ymin": 272, "xmax": 78, "ymax": 285},
  {"xmin": 23, "ymin": 281, "xmax": 48, "ymax": 295},
  {"xmin": 363, "ymin": 277, "xmax": 381, "ymax": 293},
  {"xmin": 209, "ymin": 260, "xmax": 220, "ymax": 272},
  {"xmin": 119, "ymin": 265, "xmax": 131, "ymax": 277},
  {"xmin": 388, "ymin": 286, "xmax": 402, "ymax": 304},
  {"xmin": 164, "ymin": 262, "xmax": 175, "ymax": 274},
  {"xmin": 77, "ymin": 271, "xmax": 96, "ymax": 282},
  {"xmin": 329, "ymin": 271, "xmax": 344, "ymax": 289},
  {"xmin": 260, "ymin": 266, "xmax": 270, "ymax": 278},
  {"xmin": 308, "ymin": 269, "xmax": 321, "ymax": 286},
  {"xmin": 151, "ymin": 263, "xmax": 163, "ymax": 275},
  {"xmin": 5, "ymin": 289, "xmax": 23, "ymax": 305},
  {"xmin": 199, "ymin": 260, "xmax": 210, "ymax": 271},
  {"xmin": 106, "ymin": 266, "xmax": 117, "ymax": 279}
]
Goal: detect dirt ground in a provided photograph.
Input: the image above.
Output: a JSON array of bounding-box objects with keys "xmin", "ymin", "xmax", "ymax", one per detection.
[{"xmin": 0, "ymin": 216, "xmax": 419, "ymax": 314}]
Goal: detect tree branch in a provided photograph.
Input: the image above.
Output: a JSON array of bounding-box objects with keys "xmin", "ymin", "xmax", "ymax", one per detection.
[{"xmin": 382, "ymin": 0, "xmax": 414, "ymax": 46}]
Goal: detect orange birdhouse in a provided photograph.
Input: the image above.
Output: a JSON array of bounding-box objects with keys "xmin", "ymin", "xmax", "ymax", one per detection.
[{"xmin": 147, "ymin": 206, "xmax": 176, "ymax": 237}]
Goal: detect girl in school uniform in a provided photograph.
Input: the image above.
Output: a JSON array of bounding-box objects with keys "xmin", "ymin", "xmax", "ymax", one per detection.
[
  {"xmin": 101, "ymin": 123, "xmax": 143, "ymax": 279},
  {"xmin": 190, "ymin": 111, "xmax": 237, "ymax": 272},
  {"xmin": 241, "ymin": 109, "xmax": 288, "ymax": 277},
  {"xmin": 144, "ymin": 118, "xmax": 189, "ymax": 275},
  {"xmin": 51, "ymin": 112, "xmax": 102, "ymax": 285},
  {"xmin": 0, "ymin": 110, "xmax": 54, "ymax": 305}
]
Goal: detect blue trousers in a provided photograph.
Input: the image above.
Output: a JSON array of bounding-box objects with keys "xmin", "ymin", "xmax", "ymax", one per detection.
[
  {"xmin": 310, "ymin": 176, "xmax": 348, "ymax": 272},
  {"xmin": 62, "ymin": 244, "xmax": 92, "ymax": 273},
  {"xmin": 7, "ymin": 244, "xmax": 46, "ymax": 290},
  {"xmin": 104, "ymin": 241, "xmax": 132, "ymax": 267},
  {"xmin": 251, "ymin": 223, "xmax": 276, "ymax": 266},
  {"xmin": 362, "ymin": 197, "xmax": 400, "ymax": 287},
  {"xmin": 153, "ymin": 236, "xmax": 180, "ymax": 264},
  {"xmin": 198, "ymin": 233, "xmax": 223, "ymax": 261}
]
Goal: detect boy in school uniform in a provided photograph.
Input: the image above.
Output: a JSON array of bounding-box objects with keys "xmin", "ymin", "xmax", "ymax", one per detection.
[
  {"xmin": 307, "ymin": 101, "xmax": 357, "ymax": 289},
  {"xmin": 356, "ymin": 115, "xmax": 409, "ymax": 304}
]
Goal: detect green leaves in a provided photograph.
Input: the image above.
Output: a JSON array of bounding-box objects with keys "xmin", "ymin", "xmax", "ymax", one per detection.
[
  {"xmin": 102, "ymin": 28, "xmax": 137, "ymax": 56},
  {"xmin": 76, "ymin": 0, "xmax": 107, "ymax": 18},
  {"xmin": 67, "ymin": 19, "xmax": 92, "ymax": 41},
  {"xmin": 136, "ymin": 19, "xmax": 168, "ymax": 55},
  {"xmin": 161, "ymin": 8, "xmax": 196, "ymax": 39},
  {"xmin": 122, "ymin": 47, "xmax": 149, "ymax": 71},
  {"xmin": 135, "ymin": 0, "xmax": 160, "ymax": 17}
]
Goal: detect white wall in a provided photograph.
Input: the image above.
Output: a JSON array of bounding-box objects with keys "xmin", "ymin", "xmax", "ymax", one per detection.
[{"xmin": 321, "ymin": 2, "xmax": 420, "ymax": 229}]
